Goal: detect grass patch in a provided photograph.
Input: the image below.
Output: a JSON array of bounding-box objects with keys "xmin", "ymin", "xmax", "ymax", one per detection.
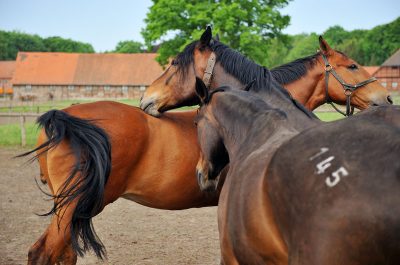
[
  {"xmin": 0, "ymin": 123, "xmax": 39, "ymax": 147},
  {"xmin": 315, "ymin": 112, "xmax": 344, "ymax": 122}
]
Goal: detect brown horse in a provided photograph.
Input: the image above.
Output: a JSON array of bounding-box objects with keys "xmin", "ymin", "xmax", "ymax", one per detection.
[
  {"xmin": 194, "ymin": 78, "xmax": 400, "ymax": 265},
  {"xmin": 23, "ymin": 29, "xmax": 392, "ymax": 264},
  {"xmin": 140, "ymin": 27, "xmax": 391, "ymax": 117},
  {"xmin": 22, "ymin": 103, "xmax": 217, "ymax": 264}
]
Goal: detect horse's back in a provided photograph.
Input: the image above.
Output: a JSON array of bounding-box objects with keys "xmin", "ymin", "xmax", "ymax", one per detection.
[{"xmin": 267, "ymin": 115, "xmax": 400, "ymax": 264}]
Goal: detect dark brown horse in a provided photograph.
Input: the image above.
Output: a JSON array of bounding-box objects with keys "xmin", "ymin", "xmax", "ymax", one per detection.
[
  {"xmin": 23, "ymin": 28, "xmax": 392, "ymax": 264},
  {"xmin": 140, "ymin": 27, "xmax": 391, "ymax": 117},
  {"xmin": 194, "ymin": 77, "xmax": 400, "ymax": 265}
]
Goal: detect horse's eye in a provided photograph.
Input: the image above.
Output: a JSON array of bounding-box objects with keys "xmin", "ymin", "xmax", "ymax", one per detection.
[
  {"xmin": 171, "ymin": 59, "xmax": 178, "ymax": 66},
  {"xmin": 348, "ymin": 64, "xmax": 358, "ymax": 70}
]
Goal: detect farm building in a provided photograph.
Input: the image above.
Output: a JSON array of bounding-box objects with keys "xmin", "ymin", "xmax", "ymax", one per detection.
[
  {"xmin": 11, "ymin": 52, "xmax": 164, "ymax": 101},
  {"xmin": 368, "ymin": 49, "xmax": 400, "ymax": 91},
  {"xmin": 0, "ymin": 61, "xmax": 16, "ymax": 97}
]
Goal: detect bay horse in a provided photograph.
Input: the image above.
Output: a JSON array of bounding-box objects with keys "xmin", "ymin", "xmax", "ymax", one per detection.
[
  {"xmin": 140, "ymin": 26, "xmax": 391, "ymax": 117},
  {"xmin": 194, "ymin": 77, "xmax": 400, "ymax": 265},
  {"xmin": 22, "ymin": 28, "xmax": 393, "ymax": 264}
]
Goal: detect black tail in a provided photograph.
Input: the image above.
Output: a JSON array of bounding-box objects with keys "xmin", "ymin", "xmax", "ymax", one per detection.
[{"xmin": 18, "ymin": 109, "xmax": 111, "ymax": 259}]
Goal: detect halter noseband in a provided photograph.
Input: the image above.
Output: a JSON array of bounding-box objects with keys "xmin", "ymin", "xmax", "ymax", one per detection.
[
  {"xmin": 203, "ymin": 52, "xmax": 216, "ymax": 88},
  {"xmin": 321, "ymin": 53, "xmax": 377, "ymax": 116}
]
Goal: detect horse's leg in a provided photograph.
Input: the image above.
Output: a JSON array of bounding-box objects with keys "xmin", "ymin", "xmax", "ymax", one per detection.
[{"xmin": 28, "ymin": 205, "xmax": 77, "ymax": 265}]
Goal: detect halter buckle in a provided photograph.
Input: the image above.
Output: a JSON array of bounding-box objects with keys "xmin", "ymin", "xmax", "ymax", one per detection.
[{"xmin": 325, "ymin": 64, "xmax": 333, "ymax": 72}]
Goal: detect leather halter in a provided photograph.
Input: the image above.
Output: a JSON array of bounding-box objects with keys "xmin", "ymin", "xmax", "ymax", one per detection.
[
  {"xmin": 203, "ymin": 52, "xmax": 216, "ymax": 88},
  {"xmin": 321, "ymin": 53, "xmax": 377, "ymax": 116}
]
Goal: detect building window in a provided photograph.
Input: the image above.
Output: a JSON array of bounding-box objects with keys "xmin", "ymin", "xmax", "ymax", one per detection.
[
  {"xmin": 140, "ymin": 85, "xmax": 146, "ymax": 91},
  {"xmin": 25, "ymin": 84, "xmax": 32, "ymax": 91},
  {"xmin": 68, "ymin": 85, "xmax": 75, "ymax": 91},
  {"xmin": 85, "ymin": 85, "xmax": 92, "ymax": 91},
  {"xmin": 104, "ymin": 85, "xmax": 111, "ymax": 91},
  {"xmin": 122, "ymin": 85, "xmax": 128, "ymax": 92},
  {"xmin": 393, "ymin": 82, "xmax": 398, "ymax": 88},
  {"xmin": 382, "ymin": 82, "xmax": 387, "ymax": 87}
]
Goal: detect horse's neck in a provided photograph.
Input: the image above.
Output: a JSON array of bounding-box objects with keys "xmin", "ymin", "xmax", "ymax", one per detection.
[
  {"xmin": 213, "ymin": 106, "xmax": 297, "ymax": 162},
  {"xmin": 283, "ymin": 66, "xmax": 325, "ymax": 110},
  {"xmin": 211, "ymin": 63, "xmax": 320, "ymax": 131},
  {"xmin": 254, "ymin": 81, "xmax": 321, "ymax": 130}
]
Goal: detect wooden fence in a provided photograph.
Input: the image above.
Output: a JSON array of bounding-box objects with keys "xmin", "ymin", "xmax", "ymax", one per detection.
[{"xmin": 0, "ymin": 113, "xmax": 41, "ymax": 146}]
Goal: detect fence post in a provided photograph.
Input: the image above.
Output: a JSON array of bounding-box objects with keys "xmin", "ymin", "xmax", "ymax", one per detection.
[{"xmin": 20, "ymin": 115, "xmax": 26, "ymax": 147}]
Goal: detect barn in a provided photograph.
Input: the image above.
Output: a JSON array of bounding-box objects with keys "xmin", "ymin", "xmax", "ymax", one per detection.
[
  {"xmin": 370, "ymin": 49, "xmax": 400, "ymax": 91},
  {"xmin": 11, "ymin": 52, "xmax": 164, "ymax": 101},
  {"xmin": 0, "ymin": 61, "xmax": 16, "ymax": 97}
]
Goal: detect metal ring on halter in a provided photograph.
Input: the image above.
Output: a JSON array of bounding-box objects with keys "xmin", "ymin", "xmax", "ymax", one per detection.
[
  {"xmin": 325, "ymin": 64, "xmax": 333, "ymax": 72},
  {"xmin": 344, "ymin": 89, "xmax": 353, "ymax": 96}
]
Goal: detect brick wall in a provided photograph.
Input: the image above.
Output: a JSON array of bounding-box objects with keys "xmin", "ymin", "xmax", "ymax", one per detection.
[{"xmin": 12, "ymin": 85, "xmax": 146, "ymax": 101}]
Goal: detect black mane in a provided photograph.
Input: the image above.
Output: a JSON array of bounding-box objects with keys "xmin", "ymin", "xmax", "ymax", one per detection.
[
  {"xmin": 271, "ymin": 54, "xmax": 320, "ymax": 85},
  {"xmin": 174, "ymin": 39, "xmax": 316, "ymax": 119}
]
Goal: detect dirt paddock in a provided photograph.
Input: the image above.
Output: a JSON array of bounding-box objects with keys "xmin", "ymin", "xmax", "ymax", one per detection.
[{"xmin": 0, "ymin": 148, "xmax": 220, "ymax": 265}]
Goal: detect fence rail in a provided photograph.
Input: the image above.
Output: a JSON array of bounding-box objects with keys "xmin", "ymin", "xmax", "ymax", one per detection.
[{"xmin": 0, "ymin": 113, "xmax": 41, "ymax": 147}]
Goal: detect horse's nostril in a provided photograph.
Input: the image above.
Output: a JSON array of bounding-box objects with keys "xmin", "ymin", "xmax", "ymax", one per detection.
[{"xmin": 387, "ymin": 95, "xmax": 393, "ymax": 105}]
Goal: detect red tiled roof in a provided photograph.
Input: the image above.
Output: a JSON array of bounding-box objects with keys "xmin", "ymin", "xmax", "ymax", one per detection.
[
  {"xmin": 363, "ymin": 66, "xmax": 379, "ymax": 76},
  {"xmin": 0, "ymin": 61, "xmax": 16, "ymax": 79},
  {"xmin": 11, "ymin": 52, "xmax": 164, "ymax": 86}
]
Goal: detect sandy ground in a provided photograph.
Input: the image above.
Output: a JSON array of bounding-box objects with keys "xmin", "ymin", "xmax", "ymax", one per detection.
[{"xmin": 0, "ymin": 148, "xmax": 220, "ymax": 265}]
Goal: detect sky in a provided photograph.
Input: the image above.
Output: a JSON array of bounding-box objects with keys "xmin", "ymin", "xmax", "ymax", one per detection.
[{"xmin": 0, "ymin": 0, "xmax": 399, "ymax": 52}]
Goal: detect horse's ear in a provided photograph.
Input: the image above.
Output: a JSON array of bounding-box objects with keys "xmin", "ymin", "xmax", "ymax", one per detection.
[
  {"xmin": 244, "ymin": 79, "xmax": 256, "ymax": 91},
  {"xmin": 215, "ymin": 33, "xmax": 220, "ymax": 42},
  {"xmin": 319, "ymin": 35, "xmax": 333, "ymax": 55},
  {"xmin": 200, "ymin": 26, "xmax": 212, "ymax": 47},
  {"xmin": 195, "ymin": 77, "xmax": 209, "ymax": 104}
]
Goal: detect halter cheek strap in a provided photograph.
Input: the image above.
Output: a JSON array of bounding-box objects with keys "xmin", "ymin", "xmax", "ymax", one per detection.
[
  {"xmin": 203, "ymin": 52, "xmax": 216, "ymax": 88},
  {"xmin": 322, "ymin": 53, "xmax": 377, "ymax": 116}
]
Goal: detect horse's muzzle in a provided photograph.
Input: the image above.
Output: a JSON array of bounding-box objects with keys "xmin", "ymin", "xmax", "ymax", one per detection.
[
  {"xmin": 140, "ymin": 98, "xmax": 161, "ymax": 117},
  {"xmin": 196, "ymin": 169, "xmax": 218, "ymax": 192}
]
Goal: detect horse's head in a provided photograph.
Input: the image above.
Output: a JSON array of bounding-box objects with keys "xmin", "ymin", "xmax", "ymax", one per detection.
[
  {"xmin": 194, "ymin": 77, "xmax": 229, "ymax": 192},
  {"xmin": 316, "ymin": 36, "xmax": 392, "ymax": 110},
  {"xmin": 141, "ymin": 26, "xmax": 216, "ymax": 116}
]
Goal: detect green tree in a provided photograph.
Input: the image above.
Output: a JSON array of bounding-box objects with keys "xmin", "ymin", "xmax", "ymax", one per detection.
[
  {"xmin": 113, "ymin": 40, "xmax": 143, "ymax": 53},
  {"xmin": 142, "ymin": 0, "xmax": 291, "ymax": 65},
  {"xmin": 361, "ymin": 17, "xmax": 400, "ymax": 65},
  {"xmin": 0, "ymin": 30, "xmax": 95, "ymax": 60},
  {"xmin": 43, "ymin": 36, "xmax": 94, "ymax": 53},
  {"xmin": 0, "ymin": 30, "xmax": 47, "ymax": 60},
  {"xmin": 283, "ymin": 33, "xmax": 319, "ymax": 63}
]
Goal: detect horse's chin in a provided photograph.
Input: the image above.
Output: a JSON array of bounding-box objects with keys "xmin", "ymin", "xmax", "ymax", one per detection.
[
  {"xmin": 141, "ymin": 102, "xmax": 162, "ymax": 117},
  {"xmin": 146, "ymin": 107, "xmax": 162, "ymax": 117}
]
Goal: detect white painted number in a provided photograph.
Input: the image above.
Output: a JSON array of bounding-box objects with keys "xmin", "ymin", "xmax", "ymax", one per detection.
[
  {"xmin": 309, "ymin": 147, "xmax": 329, "ymax": 161},
  {"xmin": 326, "ymin": 167, "xmax": 349, "ymax": 188},
  {"xmin": 311, "ymin": 147, "xmax": 350, "ymax": 188},
  {"xmin": 316, "ymin": 156, "xmax": 334, "ymax": 175}
]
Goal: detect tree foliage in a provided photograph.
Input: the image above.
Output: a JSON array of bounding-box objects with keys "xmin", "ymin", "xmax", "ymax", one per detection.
[
  {"xmin": 113, "ymin": 40, "xmax": 143, "ymax": 53},
  {"xmin": 142, "ymin": 0, "xmax": 291, "ymax": 65},
  {"xmin": 0, "ymin": 30, "xmax": 95, "ymax": 60},
  {"xmin": 267, "ymin": 17, "xmax": 400, "ymax": 67},
  {"xmin": 43, "ymin": 36, "xmax": 94, "ymax": 53}
]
